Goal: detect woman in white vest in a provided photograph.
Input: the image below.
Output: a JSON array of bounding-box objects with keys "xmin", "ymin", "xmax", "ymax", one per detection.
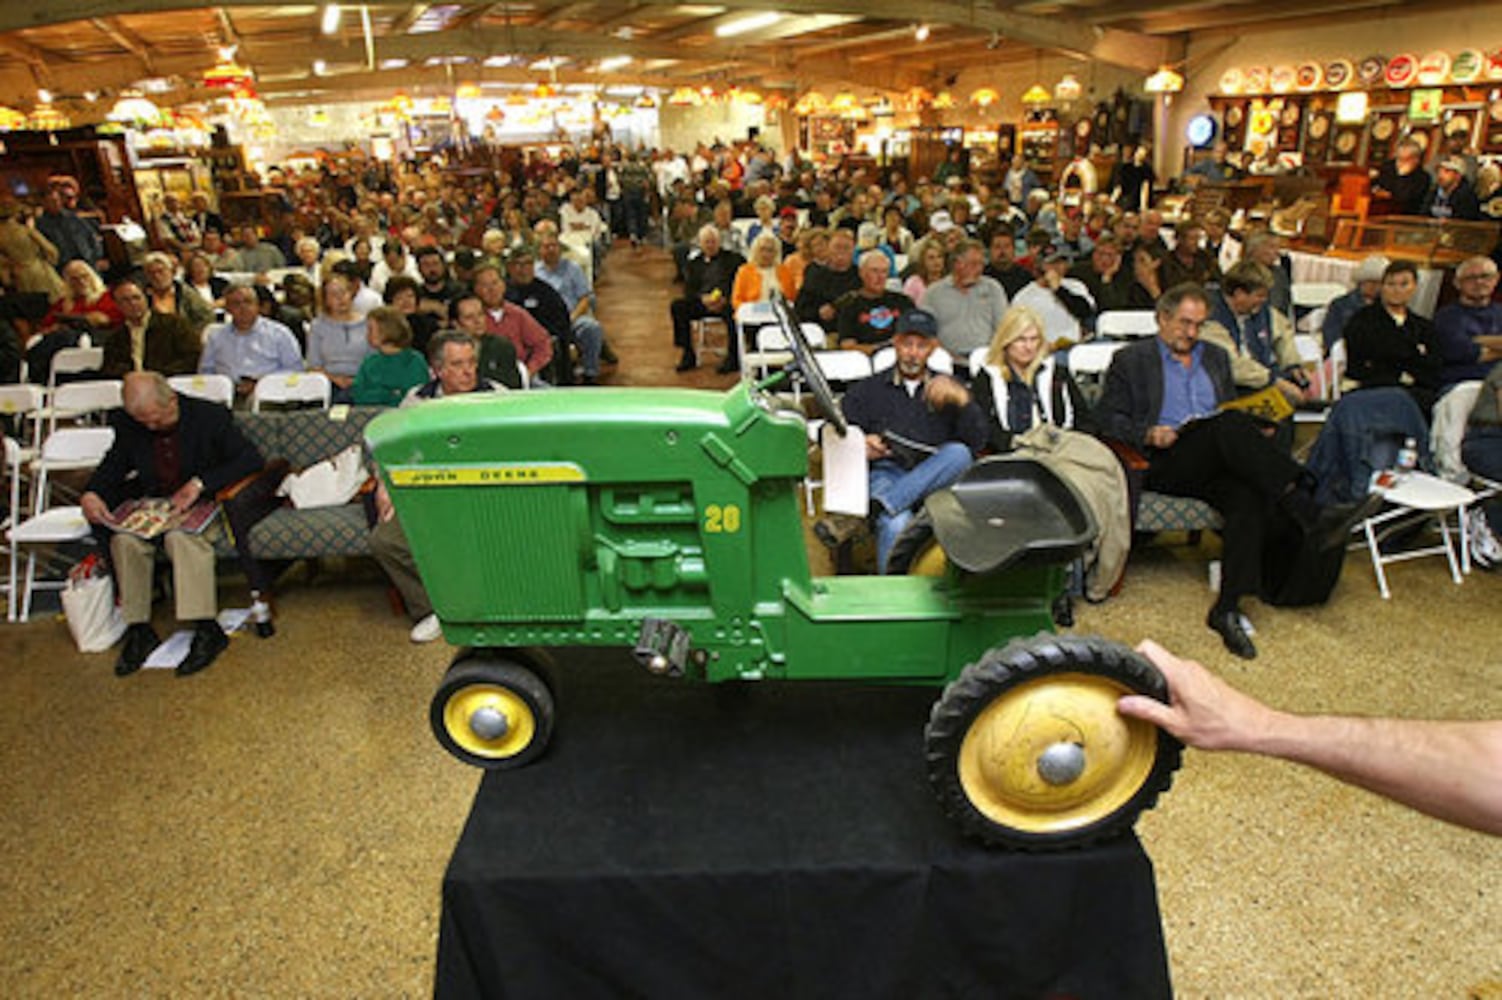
[
  {"xmin": 971, "ymin": 305, "xmax": 1130, "ymax": 602},
  {"xmin": 971, "ymin": 306, "xmax": 1089, "ymax": 451}
]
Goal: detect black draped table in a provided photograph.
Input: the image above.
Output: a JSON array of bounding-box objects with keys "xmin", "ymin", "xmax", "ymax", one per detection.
[{"xmin": 435, "ymin": 649, "xmax": 1171, "ymax": 999}]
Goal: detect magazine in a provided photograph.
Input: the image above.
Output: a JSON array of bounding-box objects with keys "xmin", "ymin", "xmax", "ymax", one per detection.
[
  {"xmin": 101, "ymin": 498, "xmax": 220, "ymax": 540},
  {"xmin": 1217, "ymin": 385, "xmax": 1295, "ymax": 425}
]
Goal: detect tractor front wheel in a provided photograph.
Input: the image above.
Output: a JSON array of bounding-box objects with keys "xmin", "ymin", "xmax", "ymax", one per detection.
[
  {"xmin": 926, "ymin": 634, "xmax": 1181, "ymax": 850},
  {"xmin": 431, "ymin": 657, "xmax": 555, "ymax": 769}
]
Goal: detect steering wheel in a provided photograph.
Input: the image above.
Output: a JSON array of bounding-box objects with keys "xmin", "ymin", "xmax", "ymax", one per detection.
[{"xmin": 772, "ymin": 296, "xmax": 849, "ymax": 437}]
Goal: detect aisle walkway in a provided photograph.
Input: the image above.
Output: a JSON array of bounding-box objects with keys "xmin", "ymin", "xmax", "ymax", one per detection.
[{"xmin": 592, "ymin": 239, "xmax": 741, "ymax": 390}]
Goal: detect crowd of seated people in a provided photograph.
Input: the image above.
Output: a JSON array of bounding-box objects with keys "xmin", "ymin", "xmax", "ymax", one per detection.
[{"xmin": 2, "ymin": 134, "xmax": 1500, "ymax": 666}]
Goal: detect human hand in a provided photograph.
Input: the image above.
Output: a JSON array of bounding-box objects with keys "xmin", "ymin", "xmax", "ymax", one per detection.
[
  {"xmin": 1275, "ymin": 378, "xmax": 1307, "ymax": 404},
  {"xmin": 864, "ymin": 433, "xmax": 890, "ymax": 461},
  {"xmin": 819, "ymin": 303, "xmax": 836, "ymax": 322},
  {"xmin": 1145, "ymin": 424, "xmax": 1178, "ymax": 449},
  {"xmin": 375, "ymin": 483, "xmax": 395, "ymax": 523},
  {"xmin": 169, "ymin": 477, "xmax": 205, "ymax": 512},
  {"xmin": 924, "ymin": 375, "xmax": 971, "ymax": 410},
  {"xmin": 1117, "ymin": 639, "xmax": 1279, "ymax": 752},
  {"xmin": 80, "ymin": 491, "xmax": 111, "ymax": 525}
]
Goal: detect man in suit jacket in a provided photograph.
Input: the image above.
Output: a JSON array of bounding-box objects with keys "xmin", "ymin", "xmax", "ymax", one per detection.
[
  {"xmin": 80, "ymin": 372, "xmax": 264, "ymax": 677},
  {"xmin": 1097, "ymin": 283, "xmax": 1373, "ymax": 660},
  {"xmin": 100, "ymin": 279, "xmax": 202, "ymax": 378}
]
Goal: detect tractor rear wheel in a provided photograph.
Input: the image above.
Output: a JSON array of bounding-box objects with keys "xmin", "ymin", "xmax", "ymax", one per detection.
[
  {"xmin": 925, "ymin": 634, "xmax": 1181, "ymax": 850},
  {"xmin": 431, "ymin": 656, "xmax": 555, "ymax": 769}
]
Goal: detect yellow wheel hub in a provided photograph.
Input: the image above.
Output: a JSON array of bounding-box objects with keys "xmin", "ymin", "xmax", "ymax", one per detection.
[
  {"xmin": 908, "ymin": 540, "xmax": 948, "ymax": 577},
  {"xmin": 442, "ymin": 684, "xmax": 538, "ymax": 760},
  {"xmin": 957, "ymin": 671, "xmax": 1159, "ymax": 835}
]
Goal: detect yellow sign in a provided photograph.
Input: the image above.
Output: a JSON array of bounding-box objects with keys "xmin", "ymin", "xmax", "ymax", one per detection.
[{"xmin": 389, "ymin": 464, "xmax": 586, "ymax": 487}]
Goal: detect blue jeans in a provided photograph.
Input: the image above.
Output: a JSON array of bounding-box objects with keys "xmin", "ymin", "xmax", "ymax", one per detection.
[
  {"xmin": 868, "ymin": 442, "xmax": 974, "ymax": 572},
  {"xmin": 573, "ymin": 316, "xmax": 604, "ymax": 376},
  {"xmin": 1462, "ymin": 426, "xmax": 1502, "ymax": 532}
]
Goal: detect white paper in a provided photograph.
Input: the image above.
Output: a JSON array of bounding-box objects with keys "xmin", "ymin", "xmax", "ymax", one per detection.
[
  {"xmin": 217, "ymin": 608, "xmax": 252, "ymax": 634},
  {"xmin": 142, "ymin": 629, "xmax": 194, "ymax": 669},
  {"xmin": 276, "ymin": 444, "xmax": 367, "ymax": 509},
  {"xmin": 821, "ymin": 422, "xmax": 869, "ymax": 516}
]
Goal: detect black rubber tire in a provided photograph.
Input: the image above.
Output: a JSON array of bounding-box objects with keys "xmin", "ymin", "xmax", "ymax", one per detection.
[
  {"xmin": 885, "ymin": 509, "xmax": 937, "ymax": 575},
  {"xmin": 925, "ymin": 633, "xmax": 1182, "ymax": 850},
  {"xmin": 431, "ymin": 656, "xmax": 555, "ymax": 770}
]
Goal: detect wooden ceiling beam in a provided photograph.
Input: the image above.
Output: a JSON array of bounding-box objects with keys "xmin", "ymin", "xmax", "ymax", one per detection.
[
  {"xmin": 789, "ymin": 25, "xmax": 921, "ymax": 57},
  {"xmin": 1135, "ymin": 0, "xmax": 1401, "ymax": 31},
  {"xmin": 91, "ymin": 16, "xmax": 157, "ymax": 74},
  {"xmin": 531, "ymin": 1, "xmax": 598, "ymax": 27}
]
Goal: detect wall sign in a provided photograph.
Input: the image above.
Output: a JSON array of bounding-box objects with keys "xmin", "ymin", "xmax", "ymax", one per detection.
[
  {"xmin": 1384, "ymin": 54, "xmax": 1418, "ymax": 88},
  {"xmin": 1408, "ymin": 88, "xmax": 1443, "ymax": 123}
]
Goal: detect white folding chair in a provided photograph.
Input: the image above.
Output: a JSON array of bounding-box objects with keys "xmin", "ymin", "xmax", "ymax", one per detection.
[
  {"xmin": 1064, "ymin": 340, "xmax": 1128, "ymax": 405},
  {"xmin": 735, "ymin": 301, "xmax": 777, "ymax": 378},
  {"xmin": 870, "ymin": 345, "xmax": 954, "ymax": 375},
  {"xmin": 748, "ymin": 323, "xmax": 827, "ymax": 382},
  {"xmin": 251, "ymin": 372, "xmax": 333, "ymax": 412},
  {"xmin": 1095, "ymin": 310, "xmax": 1158, "ymax": 340},
  {"xmin": 7, "ymin": 426, "xmax": 115, "ymax": 621},
  {"xmin": 0, "ymin": 384, "xmax": 46, "ymax": 494},
  {"xmin": 47, "ymin": 346, "xmax": 105, "ymax": 392},
  {"xmin": 1327, "ymin": 339, "xmax": 1348, "ymax": 401},
  {"xmin": 1292, "ymin": 282, "xmax": 1347, "ymax": 334},
  {"xmin": 516, "ymin": 360, "xmax": 530, "ymax": 390},
  {"xmin": 692, "ymin": 315, "xmax": 730, "ymax": 362},
  {"xmin": 168, "ymin": 373, "xmax": 235, "ymax": 408},
  {"xmin": 968, "ymin": 347, "xmax": 991, "ymax": 375},
  {"xmin": 1360, "ymin": 471, "xmax": 1478, "ymax": 599},
  {"xmin": 811, "ymin": 350, "xmax": 873, "ymax": 384},
  {"xmin": 45, "ymin": 379, "xmax": 123, "ymax": 438}
]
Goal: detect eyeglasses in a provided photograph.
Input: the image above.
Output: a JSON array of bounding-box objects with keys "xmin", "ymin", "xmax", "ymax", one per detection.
[{"xmin": 1459, "ymin": 272, "xmax": 1498, "ymax": 282}]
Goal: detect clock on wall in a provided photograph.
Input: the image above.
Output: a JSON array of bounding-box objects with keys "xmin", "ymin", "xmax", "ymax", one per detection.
[{"xmin": 1186, "ymin": 114, "xmax": 1218, "ymax": 148}]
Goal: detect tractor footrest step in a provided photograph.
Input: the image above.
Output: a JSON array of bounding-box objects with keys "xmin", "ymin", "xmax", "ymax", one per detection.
[{"xmin": 633, "ymin": 618, "xmax": 691, "ymax": 678}]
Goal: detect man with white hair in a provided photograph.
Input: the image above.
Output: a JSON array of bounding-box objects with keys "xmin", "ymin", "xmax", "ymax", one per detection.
[
  {"xmin": 1433, "ymin": 256, "xmax": 1502, "ymax": 387},
  {"xmin": 80, "ymin": 371, "xmax": 263, "ymax": 676},
  {"xmin": 671, "ymin": 224, "xmax": 744, "ymax": 373},
  {"xmin": 836, "ymin": 251, "xmax": 912, "ymax": 350}
]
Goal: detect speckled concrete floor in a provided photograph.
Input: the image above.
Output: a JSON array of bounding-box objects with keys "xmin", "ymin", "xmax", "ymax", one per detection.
[{"xmin": 3, "ymin": 244, "xmax": 1498, "ymax": 997}]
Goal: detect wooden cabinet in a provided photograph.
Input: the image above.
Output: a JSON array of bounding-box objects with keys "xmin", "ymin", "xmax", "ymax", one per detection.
[{"xmin": 0, "ymin": 127, "xmax": 140, "ymax": 222}]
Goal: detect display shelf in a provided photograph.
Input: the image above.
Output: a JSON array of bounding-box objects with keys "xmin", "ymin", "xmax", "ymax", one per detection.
[{"xmin": 1328, "ymin": 215, "xmax": 1500, "ymax": 266}]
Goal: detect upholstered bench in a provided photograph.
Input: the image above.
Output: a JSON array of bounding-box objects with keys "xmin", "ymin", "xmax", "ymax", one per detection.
[{"xmin": 220, "ymin": 407, "xmax": 384, "ymax": 589}]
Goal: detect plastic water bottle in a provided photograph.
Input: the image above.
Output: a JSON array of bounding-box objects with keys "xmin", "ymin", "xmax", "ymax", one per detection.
[
  {"xmin": 1396, "ymin": 437, "xmax": 1418, "ymax": 475},
  {"xmin": 249, "ymin": 590, "xmax": 275, "ymax": 638}
]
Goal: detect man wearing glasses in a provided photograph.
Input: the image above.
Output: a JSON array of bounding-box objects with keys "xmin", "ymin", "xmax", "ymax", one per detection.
[{"xmin": 1433, "ymin": 257, "xmax": 1502, "ymax": 389}]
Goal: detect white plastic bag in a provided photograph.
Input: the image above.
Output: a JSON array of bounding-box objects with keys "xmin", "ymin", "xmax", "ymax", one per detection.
[
  {"xmin": 61, "ymin": 557, "xmax": 127, "ymax": 653},
  {"xmin": 275, "ymin": 444, "xmax": 368, "ymax": 510}
]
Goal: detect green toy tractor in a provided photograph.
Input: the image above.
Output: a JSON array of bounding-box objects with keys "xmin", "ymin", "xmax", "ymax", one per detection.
[{"xmin": 365, "ymin": 305, "xmax": 1180, "ymax": 850}]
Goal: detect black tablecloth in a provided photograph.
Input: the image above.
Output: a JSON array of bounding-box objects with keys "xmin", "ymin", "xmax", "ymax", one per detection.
[{"xmin": 435, "ymin": 649, "xmax": 1172, "ymax": 1000}]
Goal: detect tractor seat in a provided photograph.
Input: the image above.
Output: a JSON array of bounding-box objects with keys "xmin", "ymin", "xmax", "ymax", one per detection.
[{"xmin": 923, "ymin": 456, "xmax": 1098, "ymax": 574}]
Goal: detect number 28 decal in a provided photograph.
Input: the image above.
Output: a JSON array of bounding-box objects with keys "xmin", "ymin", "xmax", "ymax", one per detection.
[{"xmin": 703, "ymin": 503, "xmax": 742, "ymax": 533}]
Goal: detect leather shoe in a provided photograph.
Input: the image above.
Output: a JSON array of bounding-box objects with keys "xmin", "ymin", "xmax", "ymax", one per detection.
[
  {"xmin": 116, "ymin": 623, "xmax": 160, "ymax": 677},
  {"xmin": 1206, "ymin": 608, "xmax": 1257, "ymax": 660},
  {"xmin": 1311, "ymin": 492, "xmax": 1386, "ymax": 552},
  {"xmin": 675, "ymin": 350, "xmax": 697, "ymax": 372},
  {"xmin": 814, "ymin": 512, "xmax": 866, "ymax": 548},
  {"xmin": 716, "ymin": 356, "xmax": 740, "ymax": 375},
  {"xmin": 176, "ymin": 620, "xmax": 229, "ymax": 677}
]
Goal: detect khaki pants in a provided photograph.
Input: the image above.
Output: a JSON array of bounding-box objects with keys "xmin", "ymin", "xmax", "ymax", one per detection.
[
  {"xmin": 368, "ymin": 512, "xmax": 432, "ymax": 621},
  {"xmin": 111, "ymin": 522, "xmax": 222, "ymax": 624}
]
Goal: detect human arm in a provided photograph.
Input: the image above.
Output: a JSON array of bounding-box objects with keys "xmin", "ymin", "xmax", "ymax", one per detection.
[
  {"xmin": 515, "ymin": 310, "xmax": 554, "ymax": 375},
  {"xmin": 730, "ymin": 264, "xmax": 758, "ymax": 312},
  {"xmin": 1117, "ymin": 640, "xmax": 1502, "ymax": 836}
]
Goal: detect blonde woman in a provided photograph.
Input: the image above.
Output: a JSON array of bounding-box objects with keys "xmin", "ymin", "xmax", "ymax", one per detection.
[
  {"xmin": 43, "ymin": 259, "xmax": 122, "ymax": 330},
  {"xmin": 778, "ymin": 227, "xmax": 825, "ymax": 298},
  {"xmin": 732, "ymin": 233, "xmax": 794, "ymax": 311},
  {"xmin": 971, "ymin": 306, "xmax": 1089, "ymax": 452}
]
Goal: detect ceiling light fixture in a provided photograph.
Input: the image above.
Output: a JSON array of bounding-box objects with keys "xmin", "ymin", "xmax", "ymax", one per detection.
[
  {"xmin": 320, "ymin": 4, "xmax": 341, "ymax": 36},
  {"xmin": 914, "ymin": 24, "xmax": 929, "ymax": 42},
  {"xmin": 715, "ymin": 12, "xmax": 781, "ymax": 38},
  {"xmin": 313, "ymin": 59, "xmax": 328, "ymax": 76}
]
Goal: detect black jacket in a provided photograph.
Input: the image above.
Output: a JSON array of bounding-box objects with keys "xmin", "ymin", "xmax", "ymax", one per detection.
[
  {"xmin": 1343, "ymin": 303, "xmax": 1443, "ymax": 415},
  {"xmin": 684, "ymin": 248, "xmax": 744, "ymax": 305},
  {"xmin": 795, "ymin": 262, "xmax": 862, "ymax": 330},
  {"xmin": 1097, "ymin": 336, "xmax": 1236, "ymax": 448},
  {"xmin": 841, "ymin": 367, "xmax": 988, "ymax": 457},
  {"xmin": 86, "ymin": 394, "xmax": 264, "ymax": 505}
]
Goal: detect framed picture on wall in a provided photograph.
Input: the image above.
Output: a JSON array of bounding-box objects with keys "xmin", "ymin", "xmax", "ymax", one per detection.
[
  {"xmin": 1276, "ymin": 99, "xmax": 1303, "ymax": 150},
  {"xmin": 1329, "ymin": 126, "xmax": 1362, "ymax": 164},
  {"xmin": 1305, "ymin": 110, "xmax": 1334, "ymax": 163},
  {"xmin": 1222, "ymin": 100, "xmax": 1248, "ymax": 148}
]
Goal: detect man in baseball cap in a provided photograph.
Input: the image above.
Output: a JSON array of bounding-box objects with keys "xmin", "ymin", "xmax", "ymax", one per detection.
[
  {"xmin": 814, "ymin": 307, "xmax": 987, "ymax": 571},
  {"xmin": 1424, "ymin": 156, "xmax": 1482, "ymax": 222}
]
